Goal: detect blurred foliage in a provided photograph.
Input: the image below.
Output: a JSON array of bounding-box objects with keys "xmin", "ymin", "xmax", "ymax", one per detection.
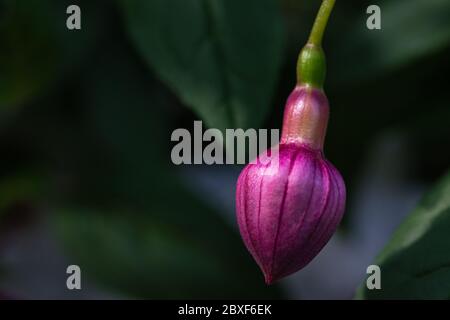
[
  {"xmin": 118, "ymin": 0, "xmax": 284, "ymax": 132},
  {"xmin": 50, "ymin": 51, "xmax": 280, "ymax": 298},
  {"xmin": 0, "ymin": 0, "xmax": 107, "ymax": 121},
  {"xmin": 333, "ymin": 0, "xmax": 450, "ymax": 85},
  {"xmin": 0, "ymin": 172, "xmax": 44, "ymax": 218},
  {"xmin": 55, "ymin": 206, "xmax": 279, "ymax": 299},
  {"xmin": 356, "ymin": 170, "xmax": 450, "ymax": 299},
  {"xmin": 0, "ymin": 0, "xmax": 449, "ymax": 298}
]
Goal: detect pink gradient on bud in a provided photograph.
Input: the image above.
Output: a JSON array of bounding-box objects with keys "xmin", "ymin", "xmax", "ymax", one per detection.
[
  {"xmin": 235, "ymin": 85, "xmax": 346, "ymax": 284},
  {"xmin": 281, "ymin": 86, "xmax": 329, "ymax": 149}
]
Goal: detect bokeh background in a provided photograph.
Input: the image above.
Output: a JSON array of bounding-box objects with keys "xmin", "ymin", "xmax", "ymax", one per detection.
[{"xmin": 0, "ymin": 0, "xmax": 449, "ymax": 299}]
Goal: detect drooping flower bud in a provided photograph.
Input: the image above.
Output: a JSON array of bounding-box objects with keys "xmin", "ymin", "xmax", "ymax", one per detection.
[{"xmin": 235, "ymin": 0, "xmax": 345, "ymax": 284}]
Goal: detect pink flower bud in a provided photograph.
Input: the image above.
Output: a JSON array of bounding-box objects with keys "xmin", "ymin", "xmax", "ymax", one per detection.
[{"xmin": 236, "ymin": 85, "xmax": 346, "ymax": 284}]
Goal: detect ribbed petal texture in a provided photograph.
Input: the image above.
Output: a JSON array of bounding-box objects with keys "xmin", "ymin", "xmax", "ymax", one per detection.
[{"xmin": 236, "ymin": 143, "xmax": 346, "ymax": 284}]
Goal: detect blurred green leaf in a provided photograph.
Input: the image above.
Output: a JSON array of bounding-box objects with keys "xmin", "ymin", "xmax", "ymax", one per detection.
[
  {"xmin": 118, "ymin": 0, "xmax": 284, "ymax": 131},
  {"xmin": 51, "ymin": 48, "xmax": 282, "ymax": 299},
  {"xmin": 83, "ymin": 46, "xmax": 175, "ymax": 207},
  {"xmin": 0, "ymin": 172, "xmax": 45, "ymax": 219},
  {"xmin": 0, "ymin": 0, "xmax": 107, "ymax": 117},
  {"xmin": 332, "ymin": 0, "xmax": 450, "ymax": 85},
  {"xmin": 54, "ymin": 205, "xmax": 281, "ymax": 299},
  {"xmin": 356, "ymin": 170, "xmax": 450, "ymax": 299}
]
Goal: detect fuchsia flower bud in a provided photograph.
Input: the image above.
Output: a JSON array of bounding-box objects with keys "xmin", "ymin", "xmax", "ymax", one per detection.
[
  {"xmin": 235, "ymin": 0, "xmax": 345, "ymax": 284},
  {"xmin": 236, "ymin": 85, "xmax": 345, "ymax": 284}
]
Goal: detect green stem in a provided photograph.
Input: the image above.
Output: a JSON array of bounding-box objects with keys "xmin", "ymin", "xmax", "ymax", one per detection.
[
  {"xmin": 297, "ymin": 0, "xmax": 336, "ymax": 88},
  {"xmin": 308, "ymin": 0, "xmax": 336, "ymax": 46}
]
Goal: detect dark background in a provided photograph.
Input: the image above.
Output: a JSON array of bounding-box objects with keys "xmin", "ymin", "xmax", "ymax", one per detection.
[{"xmin": 0, "ymin": 0, "xmax": 449, "ymax": 299}]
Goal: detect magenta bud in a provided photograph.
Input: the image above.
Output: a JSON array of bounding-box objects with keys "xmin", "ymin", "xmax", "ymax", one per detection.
[{"xmin": 236, "ymin": 85, "xmax": 346, "ymax": 284}]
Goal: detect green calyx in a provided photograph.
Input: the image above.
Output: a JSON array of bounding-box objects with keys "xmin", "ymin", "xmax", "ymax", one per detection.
[
  {"xmin": 297, "ymin": 44, "xmax": 326, "ymax": 88},
  {"xmin": 296, "ymin": 0, "xmax": 335, "ymax": 89}
]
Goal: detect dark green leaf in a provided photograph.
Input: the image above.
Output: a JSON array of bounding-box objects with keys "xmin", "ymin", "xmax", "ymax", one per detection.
[
  {"xmin": 356, "ymin": 170, "xmax": 450, "ymax": 299},
  {"xmin": 118, "ymin": 0, "xmax": 284, "ymax": 131},
  {"xmin": 0, "ymin": 172, "xmax": 46, "ymax": 219},
  {"xmin": 53, "ymin": 206, "xmax": 282, "ymax": 299},
  {"xmin": 51, "ymin": 48, "xmax": 282, "ymax": 299},
  {"xmin": 332, "ymin": 0, "xmax": 450, "ymax": 85},
  {"xmin": 0, "ymin": 0, "xmax": 107, "ymax": 117}
]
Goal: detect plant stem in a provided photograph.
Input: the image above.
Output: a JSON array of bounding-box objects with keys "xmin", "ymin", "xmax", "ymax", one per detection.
[{"xmin": 307, "ymin": 0, "xmax": 336, "ymax": 47}]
